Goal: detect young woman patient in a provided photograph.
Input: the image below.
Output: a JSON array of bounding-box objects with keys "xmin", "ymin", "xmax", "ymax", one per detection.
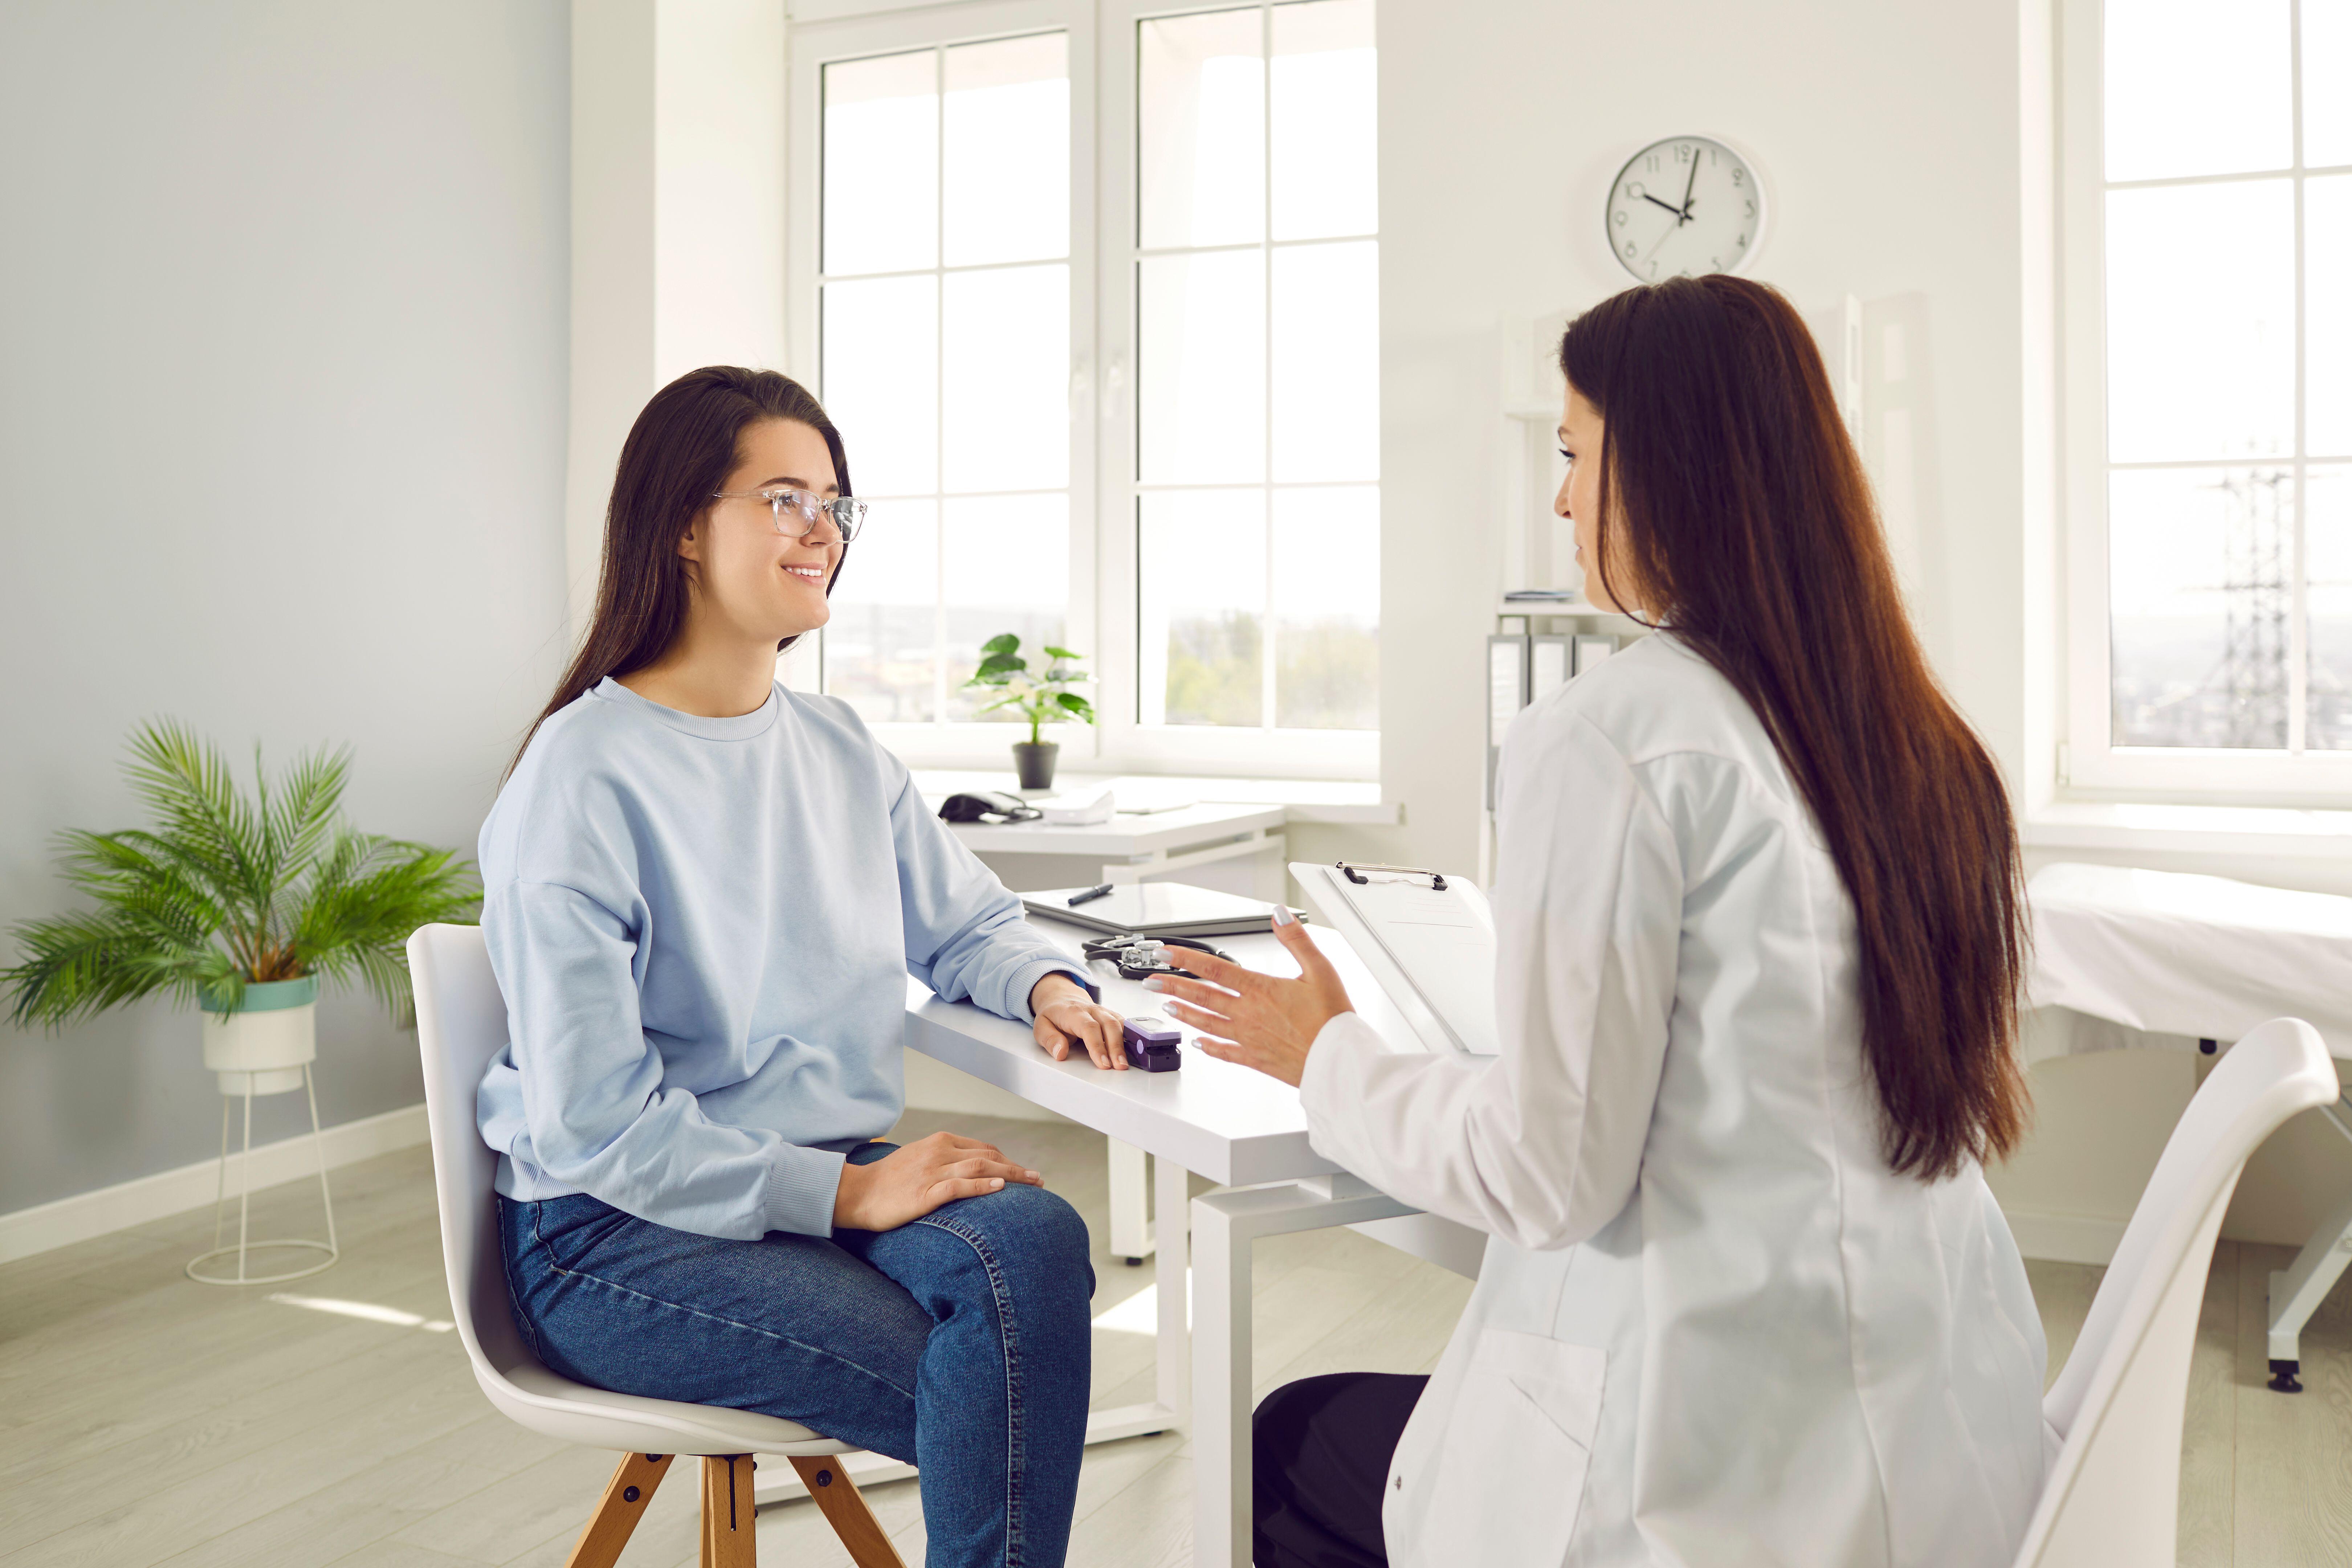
[
  {"xmin": 477, "ymin": 367, "xmax": 1131, "ymax": 1568},
  {"xmin": 1148, "ymin": 277, "xmax": 2048, "ymax": 1568}
]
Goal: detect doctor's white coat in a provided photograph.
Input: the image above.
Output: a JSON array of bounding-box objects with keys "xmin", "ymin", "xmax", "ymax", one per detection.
[{"xmin": 1298, "ymin": 633, "xmax": 2049, "ymax": 1568}]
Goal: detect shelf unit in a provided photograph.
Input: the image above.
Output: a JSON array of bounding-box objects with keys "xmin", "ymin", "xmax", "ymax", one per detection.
[{"xmin": 1482, "ymin": 326, "xmax": 1653, "ymax": 884}]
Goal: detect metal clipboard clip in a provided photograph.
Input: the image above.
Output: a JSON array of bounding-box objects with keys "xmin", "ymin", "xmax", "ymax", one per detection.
[{"xmin": 1336, "ymin": 862, "xmax": 1448, "ymax": 891}]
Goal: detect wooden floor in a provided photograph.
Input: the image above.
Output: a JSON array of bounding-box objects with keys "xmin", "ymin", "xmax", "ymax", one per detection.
[{"xmin": 3, "ymin": 1111, "xmax": 2347, "ymax": 1567}]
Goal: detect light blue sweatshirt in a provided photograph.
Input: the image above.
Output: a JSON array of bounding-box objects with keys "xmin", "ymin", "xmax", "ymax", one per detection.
[{"xmin": 475, "ymin": 677, "xmax": 1092, "ymax": 1240}]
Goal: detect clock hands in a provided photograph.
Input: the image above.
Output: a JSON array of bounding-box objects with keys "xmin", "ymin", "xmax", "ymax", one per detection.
[
  {"xmin": 1642, "ymin": 215, "xmax": 1681, "ymax": 264},
  {"xmin": 1613, "ymin": 140, "xmax": 1749, "ymax": 281}
]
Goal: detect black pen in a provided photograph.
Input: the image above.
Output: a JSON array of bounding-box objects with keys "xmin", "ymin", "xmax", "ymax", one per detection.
[{"xmin": 1067, "ymin": 883, "xmax": 1114, "ymax": 907}]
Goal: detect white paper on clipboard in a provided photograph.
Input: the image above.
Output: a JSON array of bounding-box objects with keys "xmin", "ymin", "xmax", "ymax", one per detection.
[{"xmin": 1291, "ymin": 862, "xmax": 1501, "ymax": 1056}]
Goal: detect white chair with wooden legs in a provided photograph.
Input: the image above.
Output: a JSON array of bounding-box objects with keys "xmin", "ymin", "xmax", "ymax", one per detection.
[
  {"xmin": 2011, "ymin": 1015, "xmax": 2336, "ymax": 1568},
  {"xmin": 409, "ymin": 923, "xmax": 906, "ymax": 1568}
]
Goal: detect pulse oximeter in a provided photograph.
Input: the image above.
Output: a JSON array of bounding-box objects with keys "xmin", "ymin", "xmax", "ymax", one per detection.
[{"xmin": 1122, "ymin": 1015, "xmax": 1183, "ymax": 1072}]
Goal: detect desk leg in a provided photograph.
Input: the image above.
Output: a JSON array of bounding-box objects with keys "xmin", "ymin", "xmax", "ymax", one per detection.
[
  {"xmin": 1190, "ymin": 1177, "xmax": 1417, "ymax": 1568},
  {"xmin": 1109, "ymin": 1138, "xmax": 1154, "ymax": 1263},
  {"xmin": 1156, "ymin": 1152, "xmax": 1190, "ymax": 1424},
  {"xmin": 2266, "ymin": 1095, "xmax": 2352, "ymax": 1391}
]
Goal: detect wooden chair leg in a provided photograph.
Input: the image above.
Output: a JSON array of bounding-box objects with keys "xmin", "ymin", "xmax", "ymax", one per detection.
[
  {"xmin": 564, "ymin": 1451, "xmax": 673, "ymax": 1568},
  {"xmin": 701, "ymin": 1454, "xmax": 757, "ymax": 1567},
  {"xmin": 788, "ymin": 1456, "xmax": 907, "ymax": 1568}
]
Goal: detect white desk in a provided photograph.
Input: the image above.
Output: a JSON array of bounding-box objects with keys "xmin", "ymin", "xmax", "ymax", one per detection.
[
  {"xmin": 926, "ymin": 798, "xmax": 1288, "ymax": 1264},
  {"xmin": 932, "ymin": 796, "xmax": 1289, "ymax": 902},
  {"xmin": 894, "ymin": 916, "xmax": 1478, "ymax": 1568},
  {"xmin": 916, "ymin": 768, "xmax": 1401, "ymax": 902}
]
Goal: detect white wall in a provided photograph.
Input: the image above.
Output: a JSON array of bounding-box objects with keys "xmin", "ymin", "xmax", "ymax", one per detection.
[
  {"xmin": 566, "ymin": 0, "xmax": 788, "ymax": 633},
  {"xmin": 0, "ymin": 0, "xmax": 571, "ymax": 1213},
  {"xmin": 1363, "ymin": 0, "xmax": 2352, "ymax": 1259},
  {"xmin": 1369, "ymin": 0, "xmax": 2033, "ymax": 881}
]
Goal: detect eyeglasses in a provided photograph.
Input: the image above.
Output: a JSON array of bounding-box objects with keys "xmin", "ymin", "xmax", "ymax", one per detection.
[{"xmin": 709, "ymin": 487, "xmax": 868, "ymax": 542}]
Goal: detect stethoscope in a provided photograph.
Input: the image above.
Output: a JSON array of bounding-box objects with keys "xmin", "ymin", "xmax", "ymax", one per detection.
[{"xmin": 1080, "ymin": 933, "xmax": 1232, "ymax": 983}]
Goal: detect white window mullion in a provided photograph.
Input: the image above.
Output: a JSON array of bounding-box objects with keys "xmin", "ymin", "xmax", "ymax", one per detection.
[
  {"xmin": 931, "ymin": 44, "xmax": 950, "ymax": 729},
  {"xmin": 2288, "ymin": 0, "xmax": 2309, "ymax": 754},
  {"xmin": 1093, "ymin": 4, "xmax": 1142, "ymax": 758},
  {"xmin": 1258, "ymin": 0, "xmax": 1277, "ymax": 734}
]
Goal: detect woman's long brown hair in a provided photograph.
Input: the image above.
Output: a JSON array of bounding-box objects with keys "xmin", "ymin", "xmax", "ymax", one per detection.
[
  {"xmin": 505, "ymin": 367, "xmax": 852, "ymax": 783},
  {"xmin": 1561, "ymin": 276, "xmax": 2027, "ymax": 1181}
]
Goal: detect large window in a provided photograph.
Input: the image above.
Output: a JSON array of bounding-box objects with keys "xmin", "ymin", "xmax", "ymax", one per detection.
[
  {"xmin": 2063, "ymin": 0, "xmax": 2352, "ymax": 797},
  {"xmin": 1132, "ymin": 2, "xmax": 1379, "ymax": 734},
  {"xmin": 789, "ymin": 0, "xmax": 1379, "ymax": 776},
  {"xmin": 815, "ymin": 32, "xmax": 1076, "ymax": 726}
]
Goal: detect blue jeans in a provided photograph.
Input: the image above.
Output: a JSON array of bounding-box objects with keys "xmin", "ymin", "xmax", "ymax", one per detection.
[{"xmin": 497, "ymin": 1141, "xmax": 1095, "ymax": 1568}]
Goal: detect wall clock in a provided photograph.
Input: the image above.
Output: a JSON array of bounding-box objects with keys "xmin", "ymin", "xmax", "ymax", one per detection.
[{"xmin": 1605, "ymin": 136, "xmax": 1765, "ymax": 282}]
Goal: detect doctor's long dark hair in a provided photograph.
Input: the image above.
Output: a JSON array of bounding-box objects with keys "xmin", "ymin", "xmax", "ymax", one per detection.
[
  {"xmin": 505, "ymin": 367, "xmax": 851, "ymax": 783},
  {"xmin": 1560, "ymin": 277, "xmax": 2027, "ymax": 1181}
]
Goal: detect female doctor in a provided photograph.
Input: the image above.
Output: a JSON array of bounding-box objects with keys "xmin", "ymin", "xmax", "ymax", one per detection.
[{"xmin": 1146, "ymin": 275, "xmax": 2049, "ymax": 1568}]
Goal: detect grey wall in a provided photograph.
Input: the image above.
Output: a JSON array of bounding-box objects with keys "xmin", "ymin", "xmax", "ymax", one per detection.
[{"xmin": 0, "ymin": 0, "xmax": 572, "ymax": 1212}]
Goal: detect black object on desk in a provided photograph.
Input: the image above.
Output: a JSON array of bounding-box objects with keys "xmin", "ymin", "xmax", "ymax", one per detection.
[
  {"xmin": 1068, "ymin": 883, "xmax": 1114, "ymax": 906},
  {"xmin": 938, "ymin": 789, "xmax": 1041, "ymax": 824},
  {"xmin": 1123, "ymin": 1015, "xmax": 1182, "ymax": 1072},
  {"xmin": 1081, "ymin": 933, "xmax": 1231, "ymax": 981}
]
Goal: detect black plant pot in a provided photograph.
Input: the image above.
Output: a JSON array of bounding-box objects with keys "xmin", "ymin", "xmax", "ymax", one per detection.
[{"xmin": 1012, "ymin": 741, "xmax": 1059, "ymax": 791}]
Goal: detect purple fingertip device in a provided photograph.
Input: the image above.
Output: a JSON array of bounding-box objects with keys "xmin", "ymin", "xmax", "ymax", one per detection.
[{"xmin": 1122, "ymin": 1015, "xmax": 1183, "ymax": 1072}]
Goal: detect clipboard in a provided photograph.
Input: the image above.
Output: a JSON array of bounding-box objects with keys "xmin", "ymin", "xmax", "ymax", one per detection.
[{"xmin": 1291, "ymin": 862, "xmax": 1501, "ymax": 1057}]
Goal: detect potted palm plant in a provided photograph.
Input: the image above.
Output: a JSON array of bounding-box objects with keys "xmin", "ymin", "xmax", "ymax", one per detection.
[
  {"xmin": 5, "ymin": 721, "xmax": 480, "ymax": 1284},
  {"xmin": 4, "ymin": 719, "xmax": 480, "ymax": 1090},
  {"xmin": 962, "ymin": 634, "xmax": 1096, "ymax": 790}
]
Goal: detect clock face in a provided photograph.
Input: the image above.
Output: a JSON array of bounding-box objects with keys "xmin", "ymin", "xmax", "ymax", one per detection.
[{"xmin": 1605, "ymin": 137, "xmax": 1764, "ymax": 282}]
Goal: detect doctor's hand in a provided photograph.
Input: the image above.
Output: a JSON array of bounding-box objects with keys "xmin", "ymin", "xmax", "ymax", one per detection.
[
  {"xmin": 1145, "ymin": 913, "xmax": 1352, "ymax": 1087},
  {"xmin": 1031, "ymin": 972, "xmax": 1131, "ymax": 1070}
]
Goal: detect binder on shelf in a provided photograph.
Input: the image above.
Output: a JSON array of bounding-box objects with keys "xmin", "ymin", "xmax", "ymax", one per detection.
[
  {"xmin": 1486, "ymin": 633, "xmax": 1529, "ymax": 810},
  {"xmin": 1529, "ymin": 634, "xmax": 1573, "ymax": 703},
  {"xmin": 1573, "ymin": 633, "xmax": 1619, "ymax": 675}
]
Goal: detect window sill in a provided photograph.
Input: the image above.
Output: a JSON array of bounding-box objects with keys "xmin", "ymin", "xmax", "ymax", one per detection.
[
  {"xmin": 910, "ymin": 768, "xmax": 1399, "ymax": 826},
  {"xmin": 2023, "ymin": 800, "xmax": 2352, "ymax": 862}
]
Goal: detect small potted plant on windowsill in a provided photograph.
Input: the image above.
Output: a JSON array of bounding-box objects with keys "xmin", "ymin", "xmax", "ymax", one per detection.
[{"xmin": 962, "ymin": 634, "xmax": 1096, "ymax": 791}]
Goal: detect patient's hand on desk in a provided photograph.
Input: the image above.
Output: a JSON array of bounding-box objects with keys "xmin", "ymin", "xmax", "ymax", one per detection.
[
  {"xmin": 1145, "ymin": 913, "xmax": 1352, "ymax": 1088},
  {"xmin": 1031, "ymin": 971, "xmax": 1132, "ymax": 1071}
]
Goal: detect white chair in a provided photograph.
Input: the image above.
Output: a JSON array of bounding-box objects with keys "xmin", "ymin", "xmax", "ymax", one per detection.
[
  {"xmin": 2013, "ymin": 1016, "xmax": 2336, "ymax": 1568},
  {"xmin": 408, "ymin": 923, "xmax": 905, "ymax": 1568}
]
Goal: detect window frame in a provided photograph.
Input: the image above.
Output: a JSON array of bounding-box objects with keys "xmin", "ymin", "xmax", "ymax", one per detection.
[
  {"xmin": 2058, "ymin": 0, "xmax": 2352, "ymax": 803},
  {"xmin": 786, "ymin": 0, "xmax": 1381, "ymax": 780}
]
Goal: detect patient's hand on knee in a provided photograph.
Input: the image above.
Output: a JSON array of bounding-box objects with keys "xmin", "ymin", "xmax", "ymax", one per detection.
[{"xmin": 833, "ymin": 1130, "xmax": 1043, "ymax": 1231}]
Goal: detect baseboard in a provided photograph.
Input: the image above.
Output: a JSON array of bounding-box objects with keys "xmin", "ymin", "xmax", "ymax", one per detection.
[
  {"xmin": 2003, "ymin": 1206, "xmax": 2128, "ymax": 1266},
  {"xmin": 0, "ymin": 1102, "xmax": 431, "ymax": 1265}
]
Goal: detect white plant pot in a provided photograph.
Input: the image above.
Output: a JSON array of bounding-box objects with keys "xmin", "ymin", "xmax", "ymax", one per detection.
[
  {"xmin": 201, "ymin": 977, "xmax": 318, "ymax": 1097},
  {"xmin": 188, "ymin": 973, "xmax": 338, "ymax": 1285}
]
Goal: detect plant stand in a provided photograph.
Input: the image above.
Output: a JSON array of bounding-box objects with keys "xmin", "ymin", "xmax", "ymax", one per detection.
[
  {"xmin": 185, "ymin": 980, "xmax": 339, "ymax": 1285},
  {"xmin": 186, "ymin": 1062, "xmax": 341, "ymax": 1285}
]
